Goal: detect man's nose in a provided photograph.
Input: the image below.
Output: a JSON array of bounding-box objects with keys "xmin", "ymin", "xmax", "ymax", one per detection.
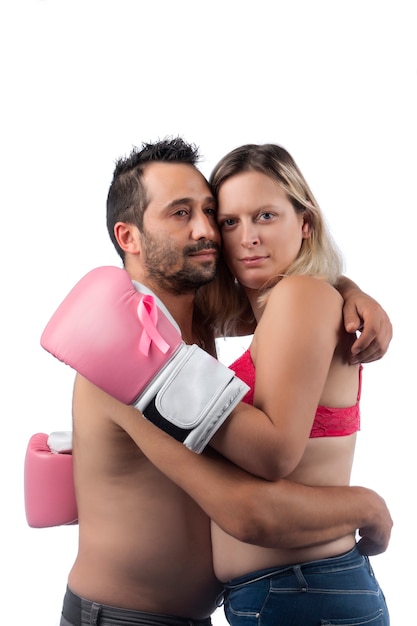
[{"xmin": 191, "ymin": 212, "xmax": 218, "ymax": 241}]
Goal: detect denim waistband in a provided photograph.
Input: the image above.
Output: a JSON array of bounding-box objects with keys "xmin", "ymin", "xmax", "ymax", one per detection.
[
  {"xmin": 224, "ymin": 546, "xmax": 365, "ymax": 589},
  {"xmin": 63, "ymin": 587, "xmax": 212, "ymax": 625}
]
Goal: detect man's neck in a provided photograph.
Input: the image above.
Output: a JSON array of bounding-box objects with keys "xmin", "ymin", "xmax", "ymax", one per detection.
[
  {"xmin": 128, "ymin": 268, "xmax": 196, "ymax": 341},
  {"xmin": 153, "ymin": 289, "xmax": 196, "ymax": 343}
]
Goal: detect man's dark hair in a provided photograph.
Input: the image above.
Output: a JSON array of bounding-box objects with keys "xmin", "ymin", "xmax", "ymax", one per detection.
[{"xmin": 106, "ymin": 137, "xmax": 201, "ymax": 260}]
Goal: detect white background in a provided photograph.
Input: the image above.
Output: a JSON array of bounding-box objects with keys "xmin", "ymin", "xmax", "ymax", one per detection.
[{"xmin": 1, "ymin": 1, "xmax": 415, "ymax": 623}]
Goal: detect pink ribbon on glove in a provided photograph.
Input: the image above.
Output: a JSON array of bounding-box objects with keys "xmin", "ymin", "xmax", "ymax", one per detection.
[{"xmin": 137, "ymin": 295, "xmax": 171, "ymax": 356}]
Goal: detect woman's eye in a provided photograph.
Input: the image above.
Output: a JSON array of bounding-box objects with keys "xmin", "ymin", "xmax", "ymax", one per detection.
[
  {"xmin": 221, "ymin": 218, "xmax": 236, "ymax": 228},
  {"xmin": 259, "ymin": 212, "xmax": 274, "ymax": 221}
]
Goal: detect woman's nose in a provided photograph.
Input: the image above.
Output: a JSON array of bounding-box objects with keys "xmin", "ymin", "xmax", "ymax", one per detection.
[{"xmin": 241, "ymin": 226, "xmax": 260, "ymax": 248}]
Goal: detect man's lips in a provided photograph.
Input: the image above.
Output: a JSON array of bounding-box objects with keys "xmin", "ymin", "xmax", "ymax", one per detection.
[{"xmin": 189, "ymin": 249, "xmax": 218, "ymax": 258}]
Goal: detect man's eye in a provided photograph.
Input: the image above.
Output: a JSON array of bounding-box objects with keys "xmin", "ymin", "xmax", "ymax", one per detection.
[{"xmin": 205, "ymin": 207, "xmax": 217, "ymax": 216}]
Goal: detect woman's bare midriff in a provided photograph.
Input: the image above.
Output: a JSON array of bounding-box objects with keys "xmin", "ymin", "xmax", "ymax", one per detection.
[{"xmin": 212, "ymin": 435, "xmax": 357, "ymax": 582}]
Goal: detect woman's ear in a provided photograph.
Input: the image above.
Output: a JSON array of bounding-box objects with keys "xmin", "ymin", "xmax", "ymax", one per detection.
[
  {"xmin": 302, "ymin": 219, "xmax": 311, "ymax": 239},
  {"xmin": 114, "ymin": 222, "xmax": 141, "ymax": 254}
]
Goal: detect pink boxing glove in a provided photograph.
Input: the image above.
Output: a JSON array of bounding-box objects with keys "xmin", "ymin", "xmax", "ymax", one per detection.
[
  {"xmin": 41, "ymin": 267, "xmax": 249, "ymax": 453},
  {"xmin": 41, "ymin": 266, "xmax": 182, "ymax": 404},
  {"xmin": 24, "ymin": 432, "xmax": 77, "ymax": 528}
]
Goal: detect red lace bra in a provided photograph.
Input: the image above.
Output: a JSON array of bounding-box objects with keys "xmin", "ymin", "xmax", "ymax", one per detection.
[{"xmin": 229, "ymin": 349, "xmax": 361, "ymax": 438}]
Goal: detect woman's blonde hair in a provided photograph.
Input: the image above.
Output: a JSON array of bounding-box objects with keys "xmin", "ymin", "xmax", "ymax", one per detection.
[{"xmin": 196, "ymin": 143, "xmax": 344, "ymax": 336}]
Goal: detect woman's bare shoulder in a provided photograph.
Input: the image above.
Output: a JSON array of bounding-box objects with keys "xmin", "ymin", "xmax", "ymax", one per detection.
[{"xmin": 267, "ymin": 275, "xmax": 343, "ymax": 310}]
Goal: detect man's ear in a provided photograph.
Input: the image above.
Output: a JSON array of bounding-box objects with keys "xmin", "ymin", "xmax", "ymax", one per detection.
[{"xmin": 114, "ymin": 222, "xmax": 141, "ymax": 254}]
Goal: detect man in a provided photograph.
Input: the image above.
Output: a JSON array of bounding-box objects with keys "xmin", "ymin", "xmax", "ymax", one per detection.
[{"xmin": 58, "ymin": 138, "xmax": 392, "ymax": 625}]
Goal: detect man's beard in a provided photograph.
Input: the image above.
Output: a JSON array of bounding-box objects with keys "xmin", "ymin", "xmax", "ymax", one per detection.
[{"xmin": 141, "ymin": 232, "xmax": 219, "ymax": 295}]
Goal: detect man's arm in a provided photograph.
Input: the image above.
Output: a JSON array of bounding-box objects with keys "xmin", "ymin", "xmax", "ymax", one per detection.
[
  {"xmin": 336, "ymin": 276, "xmax": 393, "ymax": 364},
  {"xmin": 112, "ymin": 388, "xmax": 392, "ymax": 555},
  {"xmin": 168, "ymin": 444, "xmax": 392, "ymax": 555}
]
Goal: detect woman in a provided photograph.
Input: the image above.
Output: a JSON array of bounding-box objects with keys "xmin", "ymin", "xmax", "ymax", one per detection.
[{"xmin": 197, "ymin": 143, "xmax": 389, "ymax": 624}]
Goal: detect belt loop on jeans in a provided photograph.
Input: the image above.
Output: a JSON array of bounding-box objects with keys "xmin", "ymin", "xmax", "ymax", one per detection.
[
  {"xmin": 292, "ymin": 564, "xmax": 308, "ymax": 592},
  {"xmin": 89, "ymin": 602, "xmax": 101, "ymax": 625}
]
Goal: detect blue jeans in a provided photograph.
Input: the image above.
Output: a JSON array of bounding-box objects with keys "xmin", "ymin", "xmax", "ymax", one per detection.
[{"xmin": 222, "ymin": 546, "xmax": 389, "ymax": 625}]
